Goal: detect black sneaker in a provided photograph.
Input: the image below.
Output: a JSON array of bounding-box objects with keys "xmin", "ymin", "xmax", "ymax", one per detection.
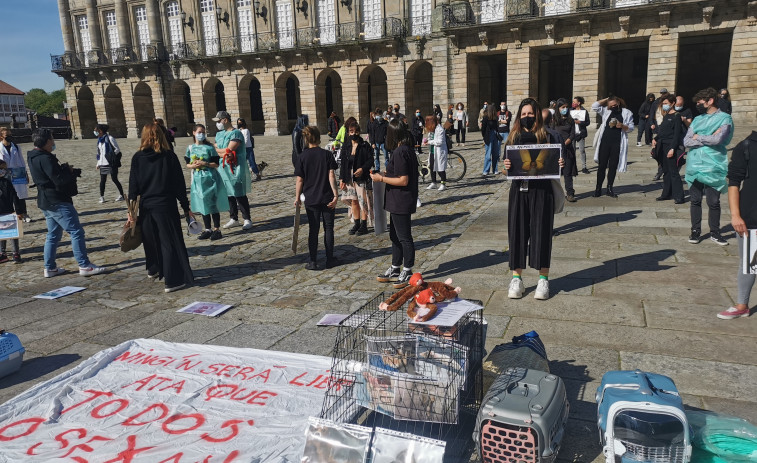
[
  {"xmin": 210, "ymin": 229, "xmax": 223, "ymax": 241},
  {"xmin": 710, "ymin": 233, "xmax": 728, "ymax": 246},
  {"xmin": 198, "ymin": 230, "xmax": 212, "ymax": 240},
  {"xmin": 377, "ymin": 266, "xmax": 400, "ymax": 283},
  {"xmin": 393, "ymin": 269, "xmax": 412, "ymax": 289},
  {"xmin": 0, "ymin": 253, "xmax": 7, "ymax": 263},
  {"xmin": 348, "ymin": 221, "xmax": 360, "ymax": 235},
  {"xmin": 305, "ymin": 261, "xmax": 319, "ymax": 270},
  {"xmin": 581, "ymin": 168, "xmax": 590, "ymax": 174},
  {"xmin": 356, "ymin": 222, "xmax": 369, "ymax": 235},
  {"xmin": 12, "ymin": 253, "xmax": 21, "ymax": 264},
  {"xmin": 688, "ymin": 230, "xmax": 701, "ymax": 244}
]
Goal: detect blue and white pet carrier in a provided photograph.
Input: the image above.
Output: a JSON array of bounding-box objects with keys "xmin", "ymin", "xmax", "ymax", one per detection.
[{"xmin": 0, "ymin": 330, "xmax": 25, "ymax": 379}]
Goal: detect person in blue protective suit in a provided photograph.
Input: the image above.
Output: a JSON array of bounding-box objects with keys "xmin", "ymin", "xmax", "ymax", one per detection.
[
  {"xmin": 212, "ymin": 111, "xmax": 252, "ymax": 230},
  {"xmin": 185, "ymin": 124, "xmax": 229, "ymax": 241}
]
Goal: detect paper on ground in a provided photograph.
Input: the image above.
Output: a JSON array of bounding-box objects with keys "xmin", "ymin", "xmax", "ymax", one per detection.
[
  {"xmin": 177, "ymin": 301, "xmax": 233, "ymax": 317},
  {"xmin": 33, "ymin": 286, "xmax": 86, "ymax": 300}
]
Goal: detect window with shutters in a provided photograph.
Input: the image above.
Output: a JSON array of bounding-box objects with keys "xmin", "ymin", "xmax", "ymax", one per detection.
[
  {"xmin": 201, "ymin": 0, "xmax": 219, "ymax": 55},
  {"xmin": 480, "ymin": 0, "xmax": 504, "ymax": 23},
  {"xmin": 276, "ymin": 0, "xmax": 294, "ymax": 49},
  {"xmin": 166, "ymin": 1, "xmax": 184, "ymax": 56},
  {"xmin": 238, "ymin": 0, "xmax": 256, "ymax": 52},
  {"xmin": 361, "ymin": 0, "xmax": 381, "ymax": 39},
  {"xmin": 77, "ymin": 15, "xmax": 92, "ymax": 66},
  {"xmin": 410, "ymin": 0, "xmax": 431, "ymax": 36},
  {"xmin": 317, "ymin": 0, "xmax": 336, "ymax": 44},
  {"xmin": 135, "ymin": 6, "xmax": 151, "ymax": 60}
]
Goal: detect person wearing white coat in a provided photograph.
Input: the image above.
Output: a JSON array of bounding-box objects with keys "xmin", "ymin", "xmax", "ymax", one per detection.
[
  {"xmin": 423, "ymin": 116, "xmax": 448, "ymax": 191},
  {"xmin": 94, "ymin": 124, "xmax": 125, "ymax": 203},
  {"xmin": 0, "ymin": 127, "xmax": 30, "ymax": 221},
  {"xmin": 592, "ymin": 97, "xmax": 635, "ymax": 198}
]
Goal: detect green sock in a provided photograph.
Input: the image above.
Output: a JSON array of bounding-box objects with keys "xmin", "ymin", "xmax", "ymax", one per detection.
[
  {"xmin": 513, "ymin": 275, "xmax": 521, "ymax": 280},
  {"xmin": 539, "ymin": 275, "xmax": 548, "ymax": 280}
]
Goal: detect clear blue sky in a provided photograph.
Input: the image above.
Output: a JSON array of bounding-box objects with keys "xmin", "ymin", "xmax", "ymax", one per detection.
[{"xmin": 0, "ymin": 0, "xmax": 65, "ymax": 93}]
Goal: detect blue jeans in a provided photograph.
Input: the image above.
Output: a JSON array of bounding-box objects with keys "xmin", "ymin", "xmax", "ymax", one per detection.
[
  {"xmin": 373, "ymin": 143, "xmax": 388, "ymax": 171},
  {"xmin": 246, "ymin": 147, "xmax": 259, "ymax": 175},
  {"xmin": 42, "ymin": 202, "xmax": 90, "ymax": 270},
  {"xmin": 483, "ymin": 135, "xmax": 501, "ymax": 174}
]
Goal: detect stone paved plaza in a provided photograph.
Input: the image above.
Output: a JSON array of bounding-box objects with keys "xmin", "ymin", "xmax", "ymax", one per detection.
[{"xmin": 1, "ymin": 127, "xmax": 755, "ymax": 462}]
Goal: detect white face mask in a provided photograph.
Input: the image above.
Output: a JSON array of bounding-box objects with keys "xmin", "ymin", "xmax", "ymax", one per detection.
[
  {"xmin": 501, "ymin": 106, "xmax": 506, "ymax": 111},
  {"xmin": 93, "ymin": 130, "xmax": 99, "ymax": 137},
  {"xmin": 196, "ymin": 133, "xmax": 206, "ymax": 142},
  {"xmin": 483, "ymin": 104, "xmax": 487, "ymax": 109},
  {"xmin": 215, "ymin": 122, "xmax": 225, "ymax": 131}
]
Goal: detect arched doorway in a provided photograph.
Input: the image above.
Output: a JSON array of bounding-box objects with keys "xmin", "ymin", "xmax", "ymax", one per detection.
[
  {"xmin": 358, "ymin": 65, "xmax": 387, "ymax": 129},
  {"xmin": 170, "ymin": 80, "xmax": 194, "ymax": 136},
  {"xmin": 77, "ymin": 86, "xmax": 97, "ymax": 139},
  {"xmin": 315, "ymin": 69, "xmax": 343, "ymax": 134},
  {"xmin": 275, "ymin": 72, "xmax": 301, "ymax": 134},
  {"xmin": 237, "ymin": 75, "xmax": 265, "ymax": 135},
  {"xmin": 203, "ymin": 77, "xmax": 227, "ymax": 134},
  {"xmin": 133, "ymin": 82, "xmax": 154, "ymax": 137},
  {"xmin": 104, "ymin": 84, "xmax": 127, "ymax": 138},
  {"xmin": 405, "ymin": 61, "xmax": 433, "ymax": 117}
]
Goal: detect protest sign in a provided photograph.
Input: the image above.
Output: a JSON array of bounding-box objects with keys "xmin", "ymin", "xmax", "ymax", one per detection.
[
  {"xmin": 743, "ymin": 230, "xmax": 757, "ymax": 274},
  {"xmin": 0, "ymin": 213, "xmax": 21, "ymax": 240},
  {"xmin": 0, "ymin": 339, "xmax": 335, "ymax": 462},
  {"xmin": 505, "ymin": 144, "xmax": 562, "ymax": 180}
]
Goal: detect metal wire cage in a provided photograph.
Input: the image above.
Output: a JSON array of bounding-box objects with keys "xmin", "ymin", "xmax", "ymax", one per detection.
[{"xmin": 319, "ymin": 292, "xmax": 484, "ymax": 460}]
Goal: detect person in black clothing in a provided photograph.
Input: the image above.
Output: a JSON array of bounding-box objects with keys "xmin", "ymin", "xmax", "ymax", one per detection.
[
  {"xmin": 637, "ymin": 93, "xmax": 655, "ymax": 146},
  {"xmin": 653, "ymin": 94, "xmax": 685, "ymax": 204},
  {"xmin": 551, "ymin": 98, "xmax": 583, "ymax": 202},
  {"xmin": 327, "ymin": 112, "xmax": 341, "ymax": 139},
  {"xmin": 0, "ymin": 160, "xmax": 25, "ymax": 263},
  {"xmin": 339, "ymin": 122, "xmax": 374, "ymax": 236},
  {"xmin": 295, "ymin": 126, "xmax": 339, "ymax": 270},
  {"xmin": 155, "ymin": 118, "xmax": 175, "ymax": 148},
  {"xmin": 434, "ymin": 104, "xmax": 443, "ymax": 124},
  {"xmin": 717, "ymin": 88, "xmax": 732, "ymax": 115},
  {"xmin": 27, "ymin": 129, "xmax": 105, "ymax": 278},
  {"xmin": 291, "ymin": 114, "xmax": 309, "ymax": 171},
  {"xmin": 411, "ymin": 109, "xmax": 424, "ymax": 155},
  {"xmin": 368, "ymin": 110, "xmax": 388, "ymax": 171},
  {"xmin": 371, "ymin": 119, "xmax": 419, "ymax": 289},
  {"xmin": 675, "ymin": 95, "xmax": 694, "ymax": 128},
  {"xmin": 127, "ymin": 122, "xmax": 195, "ymax": 292}
]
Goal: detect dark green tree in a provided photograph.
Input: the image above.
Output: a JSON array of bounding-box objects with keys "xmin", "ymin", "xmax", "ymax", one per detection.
[{"xmin": 25, "ymin": 88, "xmax": 66, "ymax": 117}]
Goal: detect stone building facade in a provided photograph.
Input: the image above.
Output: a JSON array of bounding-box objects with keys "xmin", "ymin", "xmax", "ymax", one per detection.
[{"xmin": 52, "ymin": 0, "xmax": 756, "ymax": 139}]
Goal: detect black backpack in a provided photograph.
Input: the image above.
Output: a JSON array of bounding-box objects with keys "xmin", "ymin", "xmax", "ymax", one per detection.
[{"xmin": 102, "ymin": 139, "xmax": 122, "ymax": 168}]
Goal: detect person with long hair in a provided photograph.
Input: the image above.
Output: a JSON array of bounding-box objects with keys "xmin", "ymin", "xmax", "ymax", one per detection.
[
  {"xmin": 503, "ymin": 98, "xmax": 564, "ymax": 300},
  {"xmin": 591, "ymin": 96, "xmax": 635, "ymax": 198},
  {"xmin": 550, "ymin": 98, "xmax": 583, "ymax": 202},
  {"xmin": 339, "ymin": 121, "xmax": 374, "ymax": 235},
  {"xmin": 185, "ymin": 123, "xmax": 229, "ymax": 241},
  {"xmin": 481, "ymin": 104, "xmax": 501, "ymax": 177},
  {"xmin": 292, "ymin": 114, "xmax": 309, "ymax": 170},
  {"xmin": 424, "ymin": 115, "xmax": 448, "ymax": 191},
  {"xmin": 454, "ymin": 102, "xmax": 468, "ymax": 146},
  {"xmin": 294, "ymin": 126, "xmax": 339, "ymax": 270},
  {"xmin": 128, "ymin": 122, "xmax": 194, "ymax": 292},
  {"xmin": 371, "ymin": 120, "xmax": 419, "ymax": 289},
  {"xmin": 94, "ymin": 124, "xmax": 125, "ymax": 203},
  {"xmin": 652, "ymin": 94, "xmax": 685, "ymax": 204}
]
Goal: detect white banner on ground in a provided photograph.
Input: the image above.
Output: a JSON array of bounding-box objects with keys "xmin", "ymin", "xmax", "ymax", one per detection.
[{"xmin": 0, "ymin": 339, "xmax": 337, "ymax": 463}]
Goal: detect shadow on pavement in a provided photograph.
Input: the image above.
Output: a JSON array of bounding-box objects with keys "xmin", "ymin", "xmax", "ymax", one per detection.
[
  {"xmin": 0, "ymin": 353, "xmax": 82, "ymax": 389},
  {"xmin": 554, "ymin": 210, "xmax": 642, "ymax": 235},
  {"xmin": 422, "ymin": 192, "xmax": 493, "ymax": 207},
  {"xmin": 425, "ymin": 249, "xmax": 507, "ymax": 280}
]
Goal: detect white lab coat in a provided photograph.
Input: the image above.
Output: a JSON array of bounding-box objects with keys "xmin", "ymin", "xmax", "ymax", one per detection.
[{"xmin": 591, "ymin": 102, "xmax": 635, "ymax": 173}]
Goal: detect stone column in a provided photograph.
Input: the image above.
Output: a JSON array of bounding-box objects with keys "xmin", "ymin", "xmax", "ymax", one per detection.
[
  {"xmin": 728, "ymin": 22, "xmax": 757, "ymax": 125},
  {"xmin": 86, "ymin": 0, "xmax": 103, "ymax": 51},
  {"xmin": 145, "ymin": 0, "xmax": 164, "ymax": 48},
  {"xmin": 431, "ymin": 35, "xmax": 450, "ymax": 109},
  {"xmin": 115, "ymin": 0, "xmax": 132, "ymax": 48},
  {"xmin": 572, "ymin": 40, "xmax": 600, "ymax": 109},
  {"xmin": 57, "ymin": 0, "xmax": 76, "ymax": 53},
  {"xmin": 646, "ymin": 32, "xmax": 677, "ymax": 97},
  {"xmin": 507, "ymin": 45, "xmax": 530, "ymax": 112},
  {"xmin": 299, "ymin": 70, "xmax": 317, "ymax": 128},
  {"xmin": 120, "ymin": 83, "xmax": 138, "ymax": 138}
]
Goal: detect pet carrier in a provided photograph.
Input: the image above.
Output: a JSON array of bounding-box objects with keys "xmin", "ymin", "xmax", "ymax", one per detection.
[
  {"xmin": 474, "ymin": 368, "xmax": 569, "ymax": 463},
  {"xmin": 0, "ymin": 330, "xmax": 25, "ymax": 379},
  {"xmin": 483, "ymin": 330, "xmax": 550, "ymax": 393},
  {"xmin": 596, "ymin": 370, "xmax": 691, "ymax": 463}
]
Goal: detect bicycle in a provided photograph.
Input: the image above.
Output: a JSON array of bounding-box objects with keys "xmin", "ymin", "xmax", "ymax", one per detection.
[{"xmin": 416, "ymin": 149, "xmax": 467, "ymax": 183}]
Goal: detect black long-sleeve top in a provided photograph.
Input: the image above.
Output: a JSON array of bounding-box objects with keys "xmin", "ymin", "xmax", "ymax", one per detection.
[
  {"xmin": 655, "ymin": 112, "xmax": 684, "ymax": 147},
  {"xmin": 727, "ymin": 131, "xmax": 757, "ymax": 228},
  {"xmin": 128, "ymin": 148, "xmax": 189, "ymax": 212},
  {"xmin": 0, "ymin": 177, "xmax": 26, "ymax": 215},
  {"xmin": 638, "ymin": 100, "xmax": 652, "ymax": 119},
  {"xmin": 368, "ymin": 119, "xmax": 387, "ymax": 145},
  {"xmin": 339, "ymin": 139, "xmax": 374, "ymax": 183}
]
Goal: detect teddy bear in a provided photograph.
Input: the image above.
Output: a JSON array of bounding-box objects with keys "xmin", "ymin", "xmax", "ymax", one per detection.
[
  {"xmin": 379, "ymin": 273, "xmax": 461, "ymax": 319},
  {"xmin": 408, "ymin": 288, "xmax": 437, "ymax": 322}
]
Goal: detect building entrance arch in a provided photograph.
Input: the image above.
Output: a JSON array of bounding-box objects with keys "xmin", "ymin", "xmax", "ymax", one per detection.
[
  {"xmin": 133, "ymin": 82, "xmax": 155, "ymax": 137},
  {"xmin": 275, "ymin": 72, "xmax": 301, "ymax": 134},
  {"xmin": 76, "ymin": 86, "xmax": 97, "ymax": 139},
  {"xmin": 238, "ymin": 75, "xmax": 265, "ymax": 135},
  {"xmin": 358, "ymin": 65, "xmax": 387, "ymax": 129},
  {"xmin": 104, "ymin": 84, "xmax": 127, "ymax": 138},
  {"xmin": 315, "ymin": 69, "xmax": 343, "ymax": 134},
  {"xmin": 405, "ymin": 61, "xmax": 433, "ymax": 117}
]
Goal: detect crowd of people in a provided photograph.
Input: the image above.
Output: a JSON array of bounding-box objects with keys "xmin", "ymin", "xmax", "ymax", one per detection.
[{"xmin": 0, "ymin": 83, "xmax": 751, "ymax": 319}]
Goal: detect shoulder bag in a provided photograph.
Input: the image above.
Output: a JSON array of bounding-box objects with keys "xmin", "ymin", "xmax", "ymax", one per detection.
[{"xmin": 119, "ymin": 199, "xmax": 142, "ymax": 252}]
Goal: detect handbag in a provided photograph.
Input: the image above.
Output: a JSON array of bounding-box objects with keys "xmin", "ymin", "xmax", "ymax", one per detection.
[
  {"xmin": 551, "ymin": 179, "xmax": 565, "ymax": 214},
  {"xmin": 119, "ymin": 199, "xmax": 142, "ymax": 252}
]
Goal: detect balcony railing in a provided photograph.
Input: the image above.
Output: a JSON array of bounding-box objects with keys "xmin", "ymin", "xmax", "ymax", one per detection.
[
  {"xmin": 51, "ymin": 45, "xmax": 161, "ymax": 71},
  {"xmin": 442, "ymin": 0, "xmax": 672, "ymax": 28}
]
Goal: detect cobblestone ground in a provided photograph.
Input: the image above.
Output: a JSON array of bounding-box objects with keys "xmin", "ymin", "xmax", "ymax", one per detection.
[{"xmin": 1, "ymin": 127, "xmax": 756, "ymax": 462}]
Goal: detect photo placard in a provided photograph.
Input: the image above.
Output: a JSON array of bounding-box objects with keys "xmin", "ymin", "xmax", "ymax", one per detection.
[{"xmin": 505, "ymin": 144, "xmax": 562, "ymax": 180}]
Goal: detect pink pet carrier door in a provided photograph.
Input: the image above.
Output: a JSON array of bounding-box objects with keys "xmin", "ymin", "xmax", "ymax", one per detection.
[{"xmin": 480, "ymin": 420, "xmax": 539, "ymax": 463}]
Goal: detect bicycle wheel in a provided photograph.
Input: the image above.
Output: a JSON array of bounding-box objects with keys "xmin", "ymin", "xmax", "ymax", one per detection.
[{"xmin": 446, "ymin": 152, "xmax": 467, "ymax": 182}]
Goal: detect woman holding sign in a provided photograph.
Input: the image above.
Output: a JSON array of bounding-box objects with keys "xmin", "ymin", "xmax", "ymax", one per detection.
[{"xmin": 503, "ymin": 98, "xmax": 564, "ymax": 301}]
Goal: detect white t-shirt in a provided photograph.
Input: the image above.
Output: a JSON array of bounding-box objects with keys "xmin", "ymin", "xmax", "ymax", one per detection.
[{"xmin": 240, "ymin": 128, "xmax": 253, "ymax": 148}]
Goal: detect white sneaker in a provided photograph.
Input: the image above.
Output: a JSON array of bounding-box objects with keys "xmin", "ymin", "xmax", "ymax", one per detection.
[
  {"xmin": 242, "ymin": 219, "xmax": 253, "ymax": 230},
  {"xmin": 222, "ymin": 219, "xmax": 239, "ymax": 229},
  {"xmin": 115, "ymin": 195, "xmax": 124, "ymax": 202},
  {"xmin": 44, "ymin": 267, "xmax": 66, "ymax": 278},
  {"xmin": 508, "ymin": 278, "xmax": 524, "ymax": 299},
  {"xmin": 438, "ymin": 183, "xmax": 446, "ymax": 191},
  {"xmin": 636, "ymin": 142, "xmax": 642, "ymax": 147},
  {"xmin": 426, "ymin": 182, "xmax": 437, "ymax": 190},
  {"xmin": 534, "ymin": 279, "xmax": 550, "ymax": 300},
  {"xmin": 79, "ymin": 265, "xmax": 106, "ymax": 276},
  {"xmin": 98, "ymin": 196, "xmax": 105, "ymax": 203}
]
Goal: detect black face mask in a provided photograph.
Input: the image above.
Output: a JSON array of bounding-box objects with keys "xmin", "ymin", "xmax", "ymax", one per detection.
[
  {"xmin": 350, "ymin": 134, "xmax": 361, "ymax": 142},
  {"xmin": 696, "ymin": 103, "xmax": 707, "ymax": 114},
  {"xmin": 3, "ymin": 136, "xmax": 11, "ymax": 143},
  {"xmin": 520, "ymin": 116, "xmax": 536, "ymax": 131}
]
